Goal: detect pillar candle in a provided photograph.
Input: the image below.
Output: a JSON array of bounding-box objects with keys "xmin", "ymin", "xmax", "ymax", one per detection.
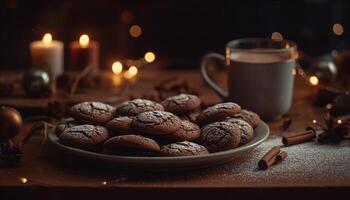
[
  {"xmin": 29, "ymin": 33, "xmax": 64, "ymax": 78},
  {"xmin": 69, "ymin": 34, "xmax": 99, "ymax": 71}
]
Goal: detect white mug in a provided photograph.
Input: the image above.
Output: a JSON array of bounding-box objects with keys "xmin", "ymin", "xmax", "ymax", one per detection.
[{"xmin": 201, "ymin": 38, "xmax": 298, "ymax": 120}]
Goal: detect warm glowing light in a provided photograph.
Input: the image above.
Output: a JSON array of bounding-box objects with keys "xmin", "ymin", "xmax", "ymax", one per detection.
[
  {"xmin": 20, "ymin": 177, "xmax": 28, "ymax": 184},
  {"xmin": 337, "ymin": 119, "xmax": 342, "ymax": 124},
  {"xmin": 102, "ymin": 181, "xmax": 107, "ymax": 185},
  {"xmin": 309, "ymin": 76, "xmax": 319, "ymax": 86},
  {"xmin": 312, "ymin": 119, "xmax": 317, "ymax": 124},
  {"xmin": 113, "ymin": 75, "xmax": 122, "ymax": 86},
  {"xmin": 129, "ymin": 25, "xmax": 142, "ymax": 38},
  {"xmin": 128, "ymin": 66, "xmax": 138, "ymax": 76},
  {"xmin": 124, "ymin": 66, "xmax": 138, "ymax": 79},
  {"xmin": 42, "ymin": 33, "xmax": 52, "ymax": 44},
  {"xmin": 292, "ymin": 68, "xmax": 296, "ymax": 76},
  {"xmin": 285, "ymin": 43, "xmax": 290, "ymax": 48},
  {"xmin": 271, "ymin": 32, "xmax": 283, "ymax": 41},
  {"xmin": 333, "ymin": 23, "xmax": 344, "ymax": 36},
  {"xmin": 325, "ymin": 104, "xmax": 332, "ymax": 110},
  {"xmin": 79, "ymin": 34, "xmax": 90, "ymax": 47},
  {"xmin": 144, "ymin": 52, "xmax": 156, "ymax": 63},
  {"xmin": 112, "ymin": 61, "xmax": 123, "ymax": 74}
]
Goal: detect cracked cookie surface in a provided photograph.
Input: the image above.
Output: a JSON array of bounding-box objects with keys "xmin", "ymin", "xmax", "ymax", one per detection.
[
  {"xmin": 132, "ymin": 111, "xmax": 181, "ymax": 135},
  {"xmin": 55, "ymin": 118, "xmax": 77, "ymax": 136},
  {"xmin": 197, "ymin": 102, "xmax": 241, "ymax": 125},
  {"xmin": 166, "ymin": 120, "xmax": 201, "ymax": 141},
  {"xmin": 200, "ymin": 121, "xmax": 241, "ymax": 152},
  {"xmin": 69, "ymin": 101, "xmax": 115, "ymax": 125},
  {"xmin": 59, "ymin": 125, "xmax": 109, "ymax": 149},
  {"xmin": 116, "ymin": 99, "xmax": 164, "ymax": 116},
  {"xmin": 159, "ymin": 141, "xmax": 208, "ymax": 156},
  {"xmin": 106, "ymin": 116, "xmax": 134, "ymax": 135},
  {"xmin": 103, "ymin": 135, "xmax": 160, "ymax": 153},
  {"xmin": 225, "ymin": 118, "xmax": 254, "ymax": 145},
  {"xmin": 179, "ymin": 110, "xmax": 200, "ymax": 123},
  {"xmin": 231, "ymin": 109, "xmax": 261, "ymax": 128},
  {"xmin": 161, "ymin": 94, "xmax": 201, "ymax": 114}
]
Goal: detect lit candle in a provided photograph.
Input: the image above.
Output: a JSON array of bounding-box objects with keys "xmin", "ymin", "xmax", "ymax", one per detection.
[
  {"xmin": 69, "ymin": 34, "xmax": 99, "ymax": 71},
  {"xmin": 29, "ymin": 33, "xmax": 64, "ymax": 78}
]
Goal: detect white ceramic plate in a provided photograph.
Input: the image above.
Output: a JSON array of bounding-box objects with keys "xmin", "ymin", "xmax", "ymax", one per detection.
[{"xmin": 48, "ymin": 121, "xmax": 269, "ymax": 170}]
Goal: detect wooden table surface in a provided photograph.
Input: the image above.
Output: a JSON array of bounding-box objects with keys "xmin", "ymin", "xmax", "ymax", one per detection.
[{"xmin": 0, "ymin": 68, "xmax": 349, "ymax": 199}]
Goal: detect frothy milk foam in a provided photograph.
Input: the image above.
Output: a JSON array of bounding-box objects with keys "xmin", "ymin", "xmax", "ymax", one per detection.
[{"xmin": 231, "ymin": 51, "xmax": 291, "ymax": 64}]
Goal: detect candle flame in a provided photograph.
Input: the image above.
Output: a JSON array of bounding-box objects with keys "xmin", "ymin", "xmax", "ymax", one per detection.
[
  {"xmin": 79, "ymin": 34, "xmax": 90, "ymax": 47},
  {"xmin": 102, "ymin": 181, "xmax": 107, "ymax": 185},
  {"xmin": 144, "ymin": 52, "xmax": 156, "ymax": 63},
  {"xmin": 112, "ymin": 61, "xmax": 123, "ymax": 74},
  {"xmin": 337, "ymin": 119, "xmax": 342, "ymax": 124},
  {"xmin": 309, "ymin": 76, "xmax": 319, "ymax": 86},
  {"xmin": 312, "ymin": 119, "xmax": 317, "ymax": 124},
  {"xmin": 42, "ymin": 33, "xmax": 52, "ymax": 44}
]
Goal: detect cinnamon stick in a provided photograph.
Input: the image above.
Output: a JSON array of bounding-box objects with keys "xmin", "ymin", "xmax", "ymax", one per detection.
[
  {"xmin": 282, "ymin": 130, "xmax": 316, "ymax": 146},
  {"xmin": 276, "ymin": 151, "xmax": 288, "ymax": 161},
  {"xmin": 258, "ymin": 146, "xmax": 280, "ymax": 170}
]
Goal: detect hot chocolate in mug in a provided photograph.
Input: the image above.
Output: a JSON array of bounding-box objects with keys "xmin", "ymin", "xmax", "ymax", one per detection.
[{"xmin": 201, "ymin": 38, "xmax": 298, "ymax": 120}]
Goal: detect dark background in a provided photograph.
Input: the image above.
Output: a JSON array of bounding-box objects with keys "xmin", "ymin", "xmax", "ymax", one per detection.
[{"xmin": 0, "ymin": 0, "xmax": 349, "ymax": 69}]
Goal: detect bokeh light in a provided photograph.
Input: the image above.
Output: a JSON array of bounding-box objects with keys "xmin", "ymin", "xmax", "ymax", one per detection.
[
  {"xmin": 20, "ymin": 177, "xmax": 28, "ymax": 184},
  {"xmin": 271, "ymin": 32, "xmax": 283, "ymax": 41},
  {"xmin": 112, "ymin": 61, "xmax": 123, "ymax": 74},
  {"xmin": 120, "ymin": 10, "xmax": 134, "ymax": 24},
  {"xmin": 128, "ymin": 66, "xmax": 138, "ymax": 76},
  {"xmin": 129, "ymin": 25, "xmax": 142, "ymax": 38},
  {"xmin": 333, "ymin": 23, "xmax": 344, "ymax": 36},
  {"xmin": 144, "ymin": 52, "xmax": 156, "ymax": 63},
  {"xmin": 309, "ymin": 76, "xmax": 319, "ymax": 86}
]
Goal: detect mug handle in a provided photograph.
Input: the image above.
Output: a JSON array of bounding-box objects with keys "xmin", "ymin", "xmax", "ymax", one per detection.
[{"xmin": 201, "ymin": 53, "xmax": 228, "ymax": 100}]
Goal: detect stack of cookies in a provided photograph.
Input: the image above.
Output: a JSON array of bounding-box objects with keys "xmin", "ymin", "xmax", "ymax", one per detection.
[{"xmin": 56, "ymin": 94, "xmax": 260, "ymax": 157}]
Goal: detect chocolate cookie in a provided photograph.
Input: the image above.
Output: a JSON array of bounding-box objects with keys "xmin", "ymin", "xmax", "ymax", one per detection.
[
  {"xmin": 232, "ymin": 109, "xmax": 261, "ymax": 128},
  {"xmin": 159, "ymin": 141, "xmax": 209, "ymax": 157},
  {"xmin": 115, "ymin": 99, "xmax": 164, "ymax": 116},
  {"xmin": 106, "ymin": 116, "xmax": 134, "ymax": 135},
  {"xmin": 200, "ymin": 121, "xmax": 241, "ymax": 152},
  {"xmin": 59, "ymin": 125, "xmax": 109, "ymax": 149},
  {"xmin": 178, "ymin": 110, "xmax": 201, "ymax": 123},
  {"xmin": 161, "ymin": 94, "xmax": 201, "ymax": 114},
  {"xmin": 197, "ymin": 102, "xmax": 241, "ymax": 125},
  {"xmin": 225, "ymin": 118, "xmax": 254, "ymax": 145},
  {"xmin": 103, "ymin": 135, "xmax": 160, "ymax": 153},
  {"xmin": 132, "ymin": 111, "xmax": 181, "ymax": 135},
  {"xmin": 166, "ymin": 120, "xmax": 201, "ymax": 141},
  {"xmin": 55, "ymin": 118, "xmax": 76, "ymax": 136},
  {"xmin": 69, "ymin": 101, "xmax": 115, "ymax": 125}
]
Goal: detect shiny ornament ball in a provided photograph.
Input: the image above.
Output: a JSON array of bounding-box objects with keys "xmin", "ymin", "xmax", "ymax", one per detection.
[
  {"xmin": 309, "ymin": 55, "xmax": 337, "ymax": 82},
  {"xmin": 0, "ymin": 106, "xmax": 23, "ymax": 142},
  {"xmin": 22, "ymin": 70, "xmax": 51, "ymax": 97}
]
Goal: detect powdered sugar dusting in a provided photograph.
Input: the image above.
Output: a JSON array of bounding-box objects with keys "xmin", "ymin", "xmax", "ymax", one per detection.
[
  {"xmin": 114, "ymin": 137, "xmax": 350, "ymax": 187},
  {"xmin": 210, "ymin": 136, "xmax": 350, "ymax": 186}
]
